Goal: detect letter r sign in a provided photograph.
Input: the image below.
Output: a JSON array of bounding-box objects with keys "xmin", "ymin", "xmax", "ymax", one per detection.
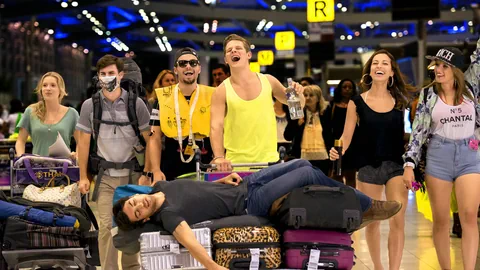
[{"xmin": 307, "ymin": 0, "xmax": 335, "ymax": 22}]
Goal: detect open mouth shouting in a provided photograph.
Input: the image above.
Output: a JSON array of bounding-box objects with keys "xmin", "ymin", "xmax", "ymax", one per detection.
[
  {"xmin": 184, "ymin": 71, "xmax": 194, "ymax": 77},
  {"xmin": 231, "ymin": 55, "xmax": 240, "ymax": 62}
]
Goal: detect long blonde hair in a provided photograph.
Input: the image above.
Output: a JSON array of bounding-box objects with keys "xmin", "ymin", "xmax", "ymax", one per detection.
[
  {"xmin": 30, "ymin": 72, "xmax": 67, "ymax": 122},
  {"xmin": 426, "ymin": 60, "xmax": 473, "ymax": 105},
  {"xmin": 304, "ymin": 85, "xmax": 328, "ymax": 115}
]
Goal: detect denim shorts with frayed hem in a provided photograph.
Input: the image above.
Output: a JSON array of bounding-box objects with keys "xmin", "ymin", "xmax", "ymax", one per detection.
[
  {"xmin": 357, "ymin": 161, "xmax": 404, "ymax": 186},
  {"xmin": 426, "ymin": 135, "xmax": 480, "ymax": 182}
]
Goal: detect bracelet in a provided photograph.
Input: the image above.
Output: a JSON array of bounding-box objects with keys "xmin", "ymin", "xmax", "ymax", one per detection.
[
  {"xmin": 212, "ymin": 156, "xmax": 225, "ymax": 162},
  {"xmin": 403, "ymin": 162, "xmax": 415, "ymax": 169}
]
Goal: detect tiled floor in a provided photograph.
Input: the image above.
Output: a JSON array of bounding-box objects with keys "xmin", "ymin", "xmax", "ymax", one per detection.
[{"xmin": 352, "ymin": 191, "xmax": 480, "ymax": 270}]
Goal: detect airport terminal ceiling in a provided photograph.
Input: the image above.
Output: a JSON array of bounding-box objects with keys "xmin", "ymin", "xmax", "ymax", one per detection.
[{"xmin": 1, "ymin": 0, "xmax": 479, "ymax": 58}]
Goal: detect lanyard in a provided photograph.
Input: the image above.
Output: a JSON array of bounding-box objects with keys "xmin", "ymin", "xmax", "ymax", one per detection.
[{"xmin": 174, "ymin": 84, "xmax": 200, "ymax": 163}]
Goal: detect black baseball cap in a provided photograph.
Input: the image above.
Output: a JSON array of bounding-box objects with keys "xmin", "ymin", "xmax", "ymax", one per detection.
[
  {"xmin": 174, "ymin": 47, "xmax": 199, "ymax": 64},
  {"xmin": 426, "ymin": 47, "xmax": 464, "ymax": 69}
]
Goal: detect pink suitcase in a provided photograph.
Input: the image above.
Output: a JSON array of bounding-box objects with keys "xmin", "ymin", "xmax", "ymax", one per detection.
[{"xmin": 283, "ymin": 230, "xmax": 354, "ymax": 269}]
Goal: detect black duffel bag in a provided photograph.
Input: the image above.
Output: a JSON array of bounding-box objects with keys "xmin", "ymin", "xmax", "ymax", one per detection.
[
  {"xmin": 2, "ymin": 216, "xmax": 81, "ymax": 250},
  {"xmin": 274, "ymin": 185, "xmax": 362, "ymax": 232}
]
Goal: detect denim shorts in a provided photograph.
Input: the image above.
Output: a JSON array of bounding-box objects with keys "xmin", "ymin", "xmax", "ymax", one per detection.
[
  {"xmin": 357, "ymin": 161, "xmax": 404, "ymax": 185},
  {"xmin": 425, "ymin": 135, "xmax": 480, "ymax": 182}
]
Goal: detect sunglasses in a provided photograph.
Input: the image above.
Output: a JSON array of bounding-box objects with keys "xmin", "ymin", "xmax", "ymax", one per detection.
[{"xmin": 177, "ymin": 60, "xmax": 200, "ymax": 68}]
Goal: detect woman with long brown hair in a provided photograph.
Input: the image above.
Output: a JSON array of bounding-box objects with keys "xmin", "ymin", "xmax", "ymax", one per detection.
[
  {"xmin": 15, "ymin": 72, "xmax": 79, "ymax": 157},
  {"xmin": 404, "ymin": 45, "xmax": 480, "ymax": 270},
  {"xmin": 323, "ymin": 78, "xmax": 358, "ymax": 187},
  {"xmin": 330, "ymin": 49, "xmax": 416, "ymax": 270}
]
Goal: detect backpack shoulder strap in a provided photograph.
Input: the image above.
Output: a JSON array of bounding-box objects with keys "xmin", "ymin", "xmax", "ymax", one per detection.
[
  {"xmin": 92, "ymin": 92, "xmax": 102, "ymax": 138},
  {"xmin": 92, "ymin": 92, "xmax": 102, "ymax": 153},
  {"xmin": 126, "ymin": 91, "xmax": 146, "ymax": 147}
]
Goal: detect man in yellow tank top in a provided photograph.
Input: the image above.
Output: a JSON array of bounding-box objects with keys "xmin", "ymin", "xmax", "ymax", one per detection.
[
  {"xmin": 148, "ymin": 48, "xmax": 215, "ymax": 181},
  {"xmin": 210, "ymin": 34, "xmax": 305, "ymax": 171}
]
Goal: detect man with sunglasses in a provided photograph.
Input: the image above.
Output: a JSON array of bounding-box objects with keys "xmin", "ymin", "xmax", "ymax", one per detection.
[{"xmin": 147, "ymin": 48, "xmax": 214, "ymax": 181}]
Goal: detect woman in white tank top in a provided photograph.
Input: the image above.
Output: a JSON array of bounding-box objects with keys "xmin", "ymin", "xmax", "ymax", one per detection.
[{"xmin": 404, "ymin": 43, "xmax": 480, "ymax": 270}]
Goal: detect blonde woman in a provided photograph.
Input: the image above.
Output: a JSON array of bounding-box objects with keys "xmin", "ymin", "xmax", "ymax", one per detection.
[
  {"xmin": 284, "ymin": 85, "xmax": 331, "ymax": 174},
  {"xmin": 15, "ymin": 72, "xmax": 79, "ymax": 158},
  {"xmin": 404, "ymin": 45, "xmax": 480, "ymax": 270},
  {"xmin": 145, "ymin": 69, "xmax": 177, "ymax": 176}
]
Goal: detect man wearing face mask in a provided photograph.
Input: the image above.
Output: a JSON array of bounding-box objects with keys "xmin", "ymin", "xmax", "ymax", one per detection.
[
  {"xmin": 76, "ymin": 55, "xmax": 150, "ymax": 269},
  {"xmin": 148, "ymin": 47, "xmax": 214, "ymax": 181}
]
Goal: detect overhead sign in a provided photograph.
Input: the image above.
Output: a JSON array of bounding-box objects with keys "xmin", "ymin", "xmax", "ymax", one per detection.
[
  {"xmin": 275, "ymin": 31, "xmax": 295, "ymax": 51},
  {"xmin": 257, "ymin": 50, "xmax": 274, "ymax": 66},
  {"xmin": 307, "ymin": 0, "xmax": 335, "ymax": 22},
  {"xmin": 308, "ymin": 22, "xmax": 334, "ymax": 42},
  {"xmin": 250, "ymin": 62, "xmax": 260, "ymax": 73}
]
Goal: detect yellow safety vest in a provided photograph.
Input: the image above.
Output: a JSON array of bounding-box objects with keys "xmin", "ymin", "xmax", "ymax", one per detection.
[{"xmin": 156, "ymin": 84, "xmax": 214, "ymax": 139}]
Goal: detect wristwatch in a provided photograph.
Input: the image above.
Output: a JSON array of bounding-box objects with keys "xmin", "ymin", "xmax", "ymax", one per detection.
[{"xmin": 142, "ymin": 171, "xmax": 153, "ymax": 179}]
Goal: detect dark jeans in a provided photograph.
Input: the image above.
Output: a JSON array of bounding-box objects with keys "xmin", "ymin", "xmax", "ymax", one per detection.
[{"xmin": 245, "ymin": 159, "xmax": 372, "ymax": 216}]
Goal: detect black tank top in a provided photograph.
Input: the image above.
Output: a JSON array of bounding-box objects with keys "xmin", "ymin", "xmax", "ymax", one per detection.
[{"xmin": 353, "ymin": 95, "xmax": 404, "ymax": 168}]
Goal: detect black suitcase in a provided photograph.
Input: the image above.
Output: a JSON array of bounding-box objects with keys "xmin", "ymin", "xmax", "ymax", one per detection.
[{"xmin": 275, "ymin": 185, "xmax": 362, "ymax": 232}]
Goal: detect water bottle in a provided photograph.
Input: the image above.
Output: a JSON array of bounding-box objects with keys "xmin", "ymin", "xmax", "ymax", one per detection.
[
  {"xmin": 334, "ymin": 139, "xmax": 343, "ymax": 176},
  {"xmin": 286, "ymin": 78, "xmax": 304, "ymax": 120}
]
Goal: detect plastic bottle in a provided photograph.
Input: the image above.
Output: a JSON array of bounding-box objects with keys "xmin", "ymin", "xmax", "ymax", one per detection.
[{"xmin": 286, "ymin": 78, "xmax": 304, "ymax": 120}]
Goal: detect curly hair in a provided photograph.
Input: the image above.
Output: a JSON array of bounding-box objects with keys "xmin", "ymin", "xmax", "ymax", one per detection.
[{"xmin": 359, "ymin": 49, "xmax": 416, "ymax": 110}]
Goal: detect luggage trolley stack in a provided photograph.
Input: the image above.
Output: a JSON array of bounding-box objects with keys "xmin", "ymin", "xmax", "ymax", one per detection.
[
  {"xmin": 1, "ymin": 148, "xmax": 98, "ymax": 270},
  {"xmin": 134, "ymin": 147, "xmax": 359, "ymax": 269}
]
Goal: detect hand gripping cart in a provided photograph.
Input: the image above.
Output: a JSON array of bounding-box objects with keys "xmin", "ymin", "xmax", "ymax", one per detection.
[{"xmin": 194, "ymin": 146, "xmax": 287, "ymax": 182}]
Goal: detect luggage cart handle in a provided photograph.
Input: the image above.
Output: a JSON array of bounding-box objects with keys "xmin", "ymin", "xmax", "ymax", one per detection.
[
  {"xmin": 195, "ymin": 146, "xmax": 286, "ymax": 170},
  {"xmin": 9, "ymin": 147, "xmax": 15, "ymax": 160}
]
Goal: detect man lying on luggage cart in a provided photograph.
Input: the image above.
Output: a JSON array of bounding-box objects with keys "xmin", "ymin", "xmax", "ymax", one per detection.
[{"xmin": 113, "ymin": 159, "xmax": 402, "ymax": 270}]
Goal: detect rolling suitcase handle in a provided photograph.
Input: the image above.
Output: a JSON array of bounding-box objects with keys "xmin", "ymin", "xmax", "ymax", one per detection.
[
  {"xmin": 228, "ymin": 257, "xmax": 266, "ymax": 270},
  {"xmin": 303, "ymin": 186, "xmax": 344, "ymax": 194},
  {"xmin": 9, "ymin": 148, "xmax": 15, "ymax": 160}
]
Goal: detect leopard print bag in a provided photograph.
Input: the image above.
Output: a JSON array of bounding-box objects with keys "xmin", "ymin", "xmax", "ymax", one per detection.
[{"xmin": 213, "ymin": 226, "xmax": 281, "ymax": 269}]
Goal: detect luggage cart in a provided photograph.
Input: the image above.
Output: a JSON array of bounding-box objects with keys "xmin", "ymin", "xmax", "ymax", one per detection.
[
  {"xmin": 194, "ymin": 146, "xmax": 287, "ymax": 181},
  {"xmin": 8, "ymin": 148, "xmax": 80, "ymax": 196},
  {"xmin": 2, "ymin": 248, "xmax": 92, "ymax": 270}
]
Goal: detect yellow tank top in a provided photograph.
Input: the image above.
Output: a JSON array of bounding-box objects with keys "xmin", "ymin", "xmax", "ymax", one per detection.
[
  {"xmin": 223, "ymin": 73, "xmax": 278, "ymax": 163},
  {"xmin": 156, "ymin": 84, "xmax": 214, "ymax": 139}
]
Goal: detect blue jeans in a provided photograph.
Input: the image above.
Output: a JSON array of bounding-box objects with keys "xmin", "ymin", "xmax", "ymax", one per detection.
[{"xmin": 244, "ymin": 159, "xmax": 372, "ymax": 216}]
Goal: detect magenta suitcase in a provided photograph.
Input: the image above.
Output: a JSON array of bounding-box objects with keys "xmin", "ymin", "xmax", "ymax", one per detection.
[{"xmin": 283, "ymin": 230, "xmax": 354, "ymax": 269}]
